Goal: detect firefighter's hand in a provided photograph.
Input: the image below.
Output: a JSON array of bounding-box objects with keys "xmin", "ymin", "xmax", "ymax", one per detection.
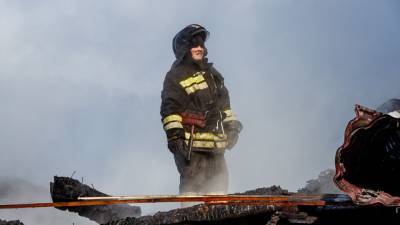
[
  {"xmin": 227, "ymin": 131, "xmax": 239, "ymax": 150},
  {"xmin": 168, "ymin": 138, "xmax": 190, "ymax": 161},
  {"xmin": 224, "ymin": 120, "xmax": 242, "ymax": 150}
]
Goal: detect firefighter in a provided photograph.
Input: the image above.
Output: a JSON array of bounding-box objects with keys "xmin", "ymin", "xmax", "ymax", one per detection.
[{"xmin": 160, "ymin": 24, "xmax": 242, "ymax": 197}]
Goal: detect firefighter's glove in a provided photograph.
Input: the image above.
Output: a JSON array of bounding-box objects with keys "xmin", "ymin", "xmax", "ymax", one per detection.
[
  {"xmin": 168, "ymin": 138, "xmax": 190, "ymax": 161},
  {"xmin": 224, "ymin": 120, "xmax": 243, "ymax": 150},
  {"xmin": 227, "ymin": 131, "xmax": 239, "ymax": 150}
]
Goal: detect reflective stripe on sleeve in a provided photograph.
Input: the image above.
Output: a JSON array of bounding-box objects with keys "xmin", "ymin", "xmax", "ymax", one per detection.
[
  {"xmin": 163, "ymin": 121, "xmax": 183, "ymax": 131},
  {"xmin": 162, "ymin": 114, "xmax": 183, "ymax": 125},
  {"xmin": 215, "ymin": 141, "xmax": 228, "ymax": 149},
  {"xmin": 223, "ymin": 109, "xmax": 238, "ymax": 122},
  {"xmin": 224, "ymin": 109, "xmax": 234, "ymax": 117},
  {"xmin": 223, "ymin": 115, "xmax": 238, "ymax": 122}
]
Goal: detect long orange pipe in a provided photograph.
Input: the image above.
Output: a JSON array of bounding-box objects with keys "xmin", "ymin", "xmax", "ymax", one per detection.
[{"xmin": 0, "ymin": 194, "xmax": 328, "ymax": 209}]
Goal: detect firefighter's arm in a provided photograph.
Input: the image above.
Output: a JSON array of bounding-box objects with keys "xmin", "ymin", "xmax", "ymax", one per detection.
[
  {"xmin": 219, "ymin": 78, "xmax": 242, "ymax": 149},
  {"xmin": 218, "ymin": 79, "xmax": 242, "ymax": 132},
  {"xmin": 161, "ymin": 74, "xmax": 191, "ymax": 160},
  {"xmin": 210, "ymin": 67, "xmax": 243, "ymax": 133},
  {"xmin": 223, "ymin": 105, "xmax": 243, "ymax": 150},
  {"xmin": 161, "ymin": 73, "xmax": 189, "ymax": 139}
]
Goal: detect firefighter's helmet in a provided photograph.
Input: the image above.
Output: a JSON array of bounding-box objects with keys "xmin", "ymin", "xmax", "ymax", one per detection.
[{"xmin": 172, "ymin": 24, "xmax": 210, "ymax": 60}]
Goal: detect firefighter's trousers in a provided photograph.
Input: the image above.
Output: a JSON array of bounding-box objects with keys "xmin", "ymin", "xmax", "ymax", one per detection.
[{"xmin": 173, "ymin": 150, "xmax": 229, "ymax": 196}]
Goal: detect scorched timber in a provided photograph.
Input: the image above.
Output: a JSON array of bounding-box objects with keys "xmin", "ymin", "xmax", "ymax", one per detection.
[
  {"xmin": 50, "ymin": 176, "xmax": 141, "ymax": 224},
  {"xmin": 106, "ymin": 186, "xmax": 292, "ymax": 225},
  {"xmin": 104, "ymin": 198, "xmax": 400, "ymax": 225}
]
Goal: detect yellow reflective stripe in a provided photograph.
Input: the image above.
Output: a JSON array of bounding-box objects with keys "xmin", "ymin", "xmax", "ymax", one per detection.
[
  {"xmin": 162, "ymin": 114, "xmax": 182, "ymax": 125},
  {"xmin": 184, "ymin": 132, "xmax": 227, "ymax": 141},
  {"xmin": 193, "ymin": 141, "xmax": 215, "ymax": 148},
  {"xmin": 224, "ymin": 109, "xmax": 234, "ymax": 117},
  {"xmin": 184, "ymin": 140, "xmax": 228, "ymax": 149},
  {"xmin": 223, "ymin": 115, "xmax": 238, "ymax": 122},
  {"xmin": 184, "ymin": 82, "xmax": 208, "ymax": 94},
  {"xmin": 195, "ymin": 132, "xmax": 226, "ymax": 141},
  {"xmin": 179, "ymin": 72, "xmax": 205, "ymax": 88},
  {"xmin": 223, "ymin": 109, "xmax": 238, "ymax": 122},
  {"xmin": 215, "ymin": 141, "xmax": 228, "ymax": 149},
  {"xmin": 163, "ymin": 121, "xmax": 183, "ymax": 131},
  {"xmin": 184, "ymin": 132, "xmax": 228, "ymax": 149}
]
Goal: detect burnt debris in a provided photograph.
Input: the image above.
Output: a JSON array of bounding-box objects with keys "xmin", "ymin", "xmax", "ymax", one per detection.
[
  {"xmin": 106, "ymin": 186, "xmax": 293, "ymax": 225},
  {"xmin": 334, "ymin": 105, "xmax": 400, "ymax": 206},
  {"xmin": 6, "ymin": 103, "xmax": 400, "ymax": 225},
  {"xmin": 0, "ymin": 220, "xmax": 24, "ymax": 225},
  {"xmin": 237, "ymin": 185, "xmax": 289, "ymax": 195},
  {"xmin": 50, "ymin": 176, "xmax": 141, "ymax": 224},
  {"xmin": 298, "ymin": 169, "xmax": 342, "ymax": 194},
  {"xmin": 103, "ymin": 187, "xmax": 400, "ymax": 225},
  {"xmin": 108, "ymin": 204, "xmax": 281, "ymax": 225}
]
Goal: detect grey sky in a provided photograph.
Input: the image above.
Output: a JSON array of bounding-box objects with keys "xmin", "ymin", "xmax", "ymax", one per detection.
[{"xmin": 1, "ymin": 0, "xmax": 400, "ymax": 224}]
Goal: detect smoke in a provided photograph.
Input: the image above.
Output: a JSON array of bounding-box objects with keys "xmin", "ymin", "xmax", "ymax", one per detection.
[
  {"xmin": 297, "ymin": 169, "xmax": 342, "ymax": 194},
  {"xmin": 377, "ymin": 99, "xmax": 400, "ymax": 113},
  {"xmin": 1, "ymin": 0, "xmax": 400, "ymax": 223},
  {"xmin": 0, "ymin": 177, "xmax": 96, "ymax": 225}
]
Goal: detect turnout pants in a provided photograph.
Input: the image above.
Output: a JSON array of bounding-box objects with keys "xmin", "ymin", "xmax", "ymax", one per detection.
[{"xmin": 174, "ymin": 150, "xmax": 229, "ymax": 195}]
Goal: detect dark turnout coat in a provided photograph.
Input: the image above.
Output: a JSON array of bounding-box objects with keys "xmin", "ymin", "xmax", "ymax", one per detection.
[
  {"xmin": 160, "ymin": 58, "xmax": 239, "ymax": 151},
  {"xmin": 161, "ymin": 57, "xmax": 240, "ymax": 194}
]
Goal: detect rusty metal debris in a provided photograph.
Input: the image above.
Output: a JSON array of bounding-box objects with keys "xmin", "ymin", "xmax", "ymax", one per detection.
[{"xmin": 334, "ymin": 104, "xmax": 400, "ymax": 206}]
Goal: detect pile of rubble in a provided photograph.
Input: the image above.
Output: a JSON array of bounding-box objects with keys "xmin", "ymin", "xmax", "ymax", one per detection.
[{"xmin": 49, "ymin": 176, "xmax": 400, "ymax": 225}]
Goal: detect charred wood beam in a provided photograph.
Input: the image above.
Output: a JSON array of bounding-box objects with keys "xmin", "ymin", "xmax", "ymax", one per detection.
[
  {"xmin": 142, "ymin": 201, "xmax": 399, "ymax": 225},
  {"xmin": 107, "ymin": 203, "xmax": 281, "ymax": 225},
  {"xmin": 50, "ymin": 176, "xmax": 141, "ymax": 224},
  {"xmin": 104, "ymin": 186, "xmax": 319, "ymax": 225}
]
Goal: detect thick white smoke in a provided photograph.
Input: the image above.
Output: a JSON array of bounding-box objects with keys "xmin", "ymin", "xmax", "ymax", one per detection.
[
  {"xmin": 1, "ymin": 1, "xmax": 400, "ymax": 224},
  {"xmin": 0, "ymin": 177, "xmax": 96, "ymax": 225}
]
